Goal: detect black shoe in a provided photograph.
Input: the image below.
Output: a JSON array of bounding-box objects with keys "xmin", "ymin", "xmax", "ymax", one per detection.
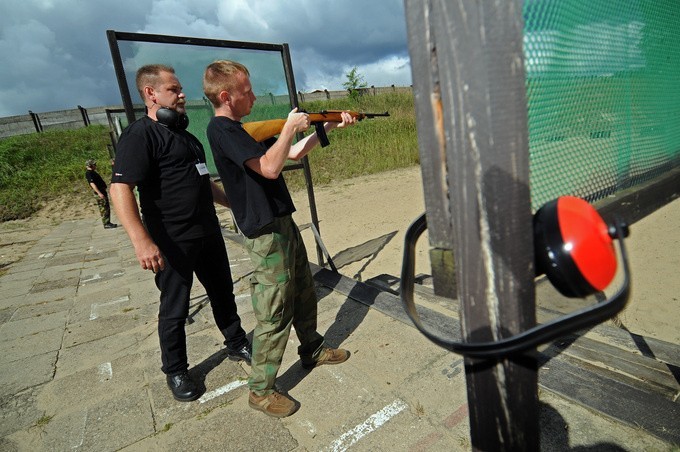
[
  {"xmin": 166, "ymin": 371, "xmax": 202, "ymax": 402},
  {"xmin": 104, "ymin": 223, "xmax": 118, "ymax": 229},
  {"xmin": 226, "ymin": 343, "xmax": 252, "ymax": 365}
]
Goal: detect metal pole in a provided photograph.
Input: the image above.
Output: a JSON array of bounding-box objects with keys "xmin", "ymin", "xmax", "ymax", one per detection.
[
  {"xmin": 405, "ymin": 0, "xmax": 539, "ymax": 449},
  {"xmin": 106, "ymin": 30, "xmax": 137, "ymax": 125},
  {"xmin": 281, "ymin": 43, "xmax": 325, "ymax": 266}
]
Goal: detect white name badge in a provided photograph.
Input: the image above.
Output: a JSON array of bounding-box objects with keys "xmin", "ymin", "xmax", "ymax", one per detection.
[{"xmin": 195, "ymin": 162, "xmax": 209, "ymax": 175}]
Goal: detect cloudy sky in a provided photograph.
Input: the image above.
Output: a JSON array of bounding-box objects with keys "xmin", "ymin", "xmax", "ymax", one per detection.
[{"xmin": 0, "ymin": 0, "xmax": 411, "ymax": 117}]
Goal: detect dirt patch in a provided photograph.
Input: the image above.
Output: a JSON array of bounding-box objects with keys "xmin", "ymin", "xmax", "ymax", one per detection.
[{"xmin": 0, "ymin": 193, "xmax": 95, "ymax": 270}]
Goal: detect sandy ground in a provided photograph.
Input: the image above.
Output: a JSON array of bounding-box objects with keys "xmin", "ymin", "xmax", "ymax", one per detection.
[
  {"xmin": 291, "ymin": 166, "xmax": 679, "ymax": 347},
  {"xmin": 290, "ymin": 166, "xmax": 430, "ymax": 283},
  {"xmin": 1, "ymin": 165, "xmax": 677, "ymax": 345}
]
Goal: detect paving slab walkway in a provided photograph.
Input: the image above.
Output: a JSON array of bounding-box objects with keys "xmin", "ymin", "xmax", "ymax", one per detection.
[{"xmin": 1, "ymin": 199, "xmax": 678, "ymax": 451}]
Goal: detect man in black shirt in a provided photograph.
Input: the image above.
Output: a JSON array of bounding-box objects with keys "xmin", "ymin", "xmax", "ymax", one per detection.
[
  {"xmin": 110, "ymin": 64, "xmax": 251, "ymax": 402},
  {"xmin": 85, "ymin": 159, "xmax": 117, "ymax": 229},
  {"xmin": 203, "ymin": 60, "xmax": 355, "ymax": 417}
]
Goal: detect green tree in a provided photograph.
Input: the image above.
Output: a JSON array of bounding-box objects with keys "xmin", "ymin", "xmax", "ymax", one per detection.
[{"xmin": 342, "ymin": 66, "xmax": 368, "ymax": 101}]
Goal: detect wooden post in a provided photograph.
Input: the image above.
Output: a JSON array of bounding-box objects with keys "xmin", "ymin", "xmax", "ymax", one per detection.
[
  {"xmin": 28, "ymin": 110, "xmax": 43, "ymax": 133},
  {"xmin": 405, "ymin": 1, "xmax": 539, "ymax": 450},
  {"xmin": 77, "ymin": 105, "xmax": 90, "ymax": 126}
]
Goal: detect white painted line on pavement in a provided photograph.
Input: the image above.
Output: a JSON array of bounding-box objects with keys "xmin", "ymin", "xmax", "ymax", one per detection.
[
  {"xmin": 70, "ymin": 412, "xmax": 87, "ymax": 450},
  {"xmin": 80, "ymin": 273, "xmax": 102, "ymax": 284},
  {"xmin": 300, "ymin": 419, "xmax": 317, "ymax": 437},
  {"xmin": 327, "ymin": 367, "xmax": 344, "ymax": 383},
  {"xmin": 328, "ymin": 399, "xmax": 408, "ymax": 452},
  {"xmin": 199, "ymin": 379, "xmax": 247, "ymax": 403},
  {"xmin": 38, "ymin": 252, "xmax": 55, "ymax": 259},
  {"xmin": 98, "ymin": 362, "xmax": 113, "ymax": 382},
  {"xmin": 89, "ymin": 296, "xmax": 129, "ymax": 320}
]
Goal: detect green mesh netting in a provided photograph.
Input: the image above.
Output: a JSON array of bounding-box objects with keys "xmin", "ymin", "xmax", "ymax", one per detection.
[{"xmin": 523, "ymin": 0, "xmax": 680, "ymax": 211}]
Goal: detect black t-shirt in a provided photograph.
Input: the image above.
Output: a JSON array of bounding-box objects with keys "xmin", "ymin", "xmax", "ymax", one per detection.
[
  {"xmin": 85, "ymin": 169, "xmax": 107, "ymax": 194},
  {"xmin": 112, "ymin": 116, "xmax": 220, "ymax": 242},
  {"xmin": 206, "ymin": 116, "xmax": 295, "ymax": 238}
]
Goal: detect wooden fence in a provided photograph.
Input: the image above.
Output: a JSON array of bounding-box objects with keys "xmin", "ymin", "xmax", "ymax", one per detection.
[{"xmin": 0, "ymin": 105, "xmax": 120, "ymax": 139}]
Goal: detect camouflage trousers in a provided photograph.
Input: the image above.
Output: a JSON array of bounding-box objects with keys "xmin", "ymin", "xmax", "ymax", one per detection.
[
  {"xmin": 243, "ymin": 215, "xmax": 324, "ymax": 396},
  {"xmin": 94, "ymin": 194, "xmax": 111, "ymax": 225}
]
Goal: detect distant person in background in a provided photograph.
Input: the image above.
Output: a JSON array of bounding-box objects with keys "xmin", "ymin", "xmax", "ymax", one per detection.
[
  {"xmin": 85, "ymin": 159, "xmax": 117, "ymax": 229},
  {"xmin": 109, "ymin": 64, "xmax": 251, "ymax": 403},
  {"xmin": 203, "ymin": 60, "xmax": 355, "ymax": 418}
]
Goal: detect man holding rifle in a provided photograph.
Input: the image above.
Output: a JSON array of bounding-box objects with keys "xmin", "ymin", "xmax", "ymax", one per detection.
[{"xmin": 203, "ymin": 60, "xmax": 355, "ymax": 418}]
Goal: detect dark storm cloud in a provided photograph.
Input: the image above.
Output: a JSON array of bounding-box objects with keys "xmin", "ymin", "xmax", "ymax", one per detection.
[
  {"xmin": 0, "ymin": 0, "xmax": 411, "ymax": 117},
  {"xmin": 1, "ymin": 0, "xmax": 153, "ymax": 116}
]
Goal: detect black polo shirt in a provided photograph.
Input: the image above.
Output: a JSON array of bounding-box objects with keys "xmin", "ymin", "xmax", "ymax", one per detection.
[
  {"xmin": 85, "ymin": 169, "xmax": 107, "ymax": 194},
  {"xmin": 206, "ymin": 116, "xmax": 295, "ymax": 238},
  {"xmin": 112, "ymin": 116, "xmax": 220, "ymax": 242}
]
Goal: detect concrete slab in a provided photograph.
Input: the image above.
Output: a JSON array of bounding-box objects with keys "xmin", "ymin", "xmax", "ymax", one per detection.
[
  {"xmin": 8, "ymin": 298, "xmax": 74, "ymax": 322},
  {"xmin": 1, "ymin": 285, "xmax": 33, "ymax": 301},
  {"xmin": 0, "ymin": 294, "xmax": 26, "ymax": 312},
  {"xmin": 38, "ymin": 354, "xmax": 146, "ymax": 410},
  {"xmin": 126, "ymin": 403, "xmax": 298, "ymax": 452},
  {"xmin": 0, "ymin": 326, "xmax": 63, "ymax": 363},
  {"xmin": 0, "ymin": 268, "xmax": 44, "ymax": 284},
  {"xmin": 20, "ymin": 286, "xmax": 77, "ymax": 307},
  {"xmin": 0, "ymin": 310, "xmax": 67, "ymax": 341},
  {"xmin": 62, "ymin": 315, "xmax": 140, "ymax": 348},
  {"xmin": 7, "ymin": 254, "xmax": 48, "ymax": 272},
  {"xmin": 30, "ymin": 275, "xmax": 80, "ymax": 292},
  {"xmin": 0, "ymin": 351, "xmax": 57, "ymax": 397},
  {"xmin": 55, "ymin": 330, "xmax": 141, "ymax": 379},
  {"xmin": 0, "ymin": 308, "xmax": 14, "ymax": 325},
  {"xmin": 8, "ymin": 388, "xmax": 154, "ymax": 451},
  {"xmin": 0, "ymin": 386, "xmax": 44, "ymax": 439}
]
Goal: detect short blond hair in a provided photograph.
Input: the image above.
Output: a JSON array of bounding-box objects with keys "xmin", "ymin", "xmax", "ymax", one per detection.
[
  {"xmin": 203, "ymin": 60, "xmax": 250, "ymax": 107},
  {"xmin": 135, "ymin": 64, "xmax": 175, "ymax": 101}
]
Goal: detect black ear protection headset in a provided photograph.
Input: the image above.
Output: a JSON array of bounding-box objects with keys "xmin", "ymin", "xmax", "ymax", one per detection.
[
  {"xmin": 400, "ymin": 196, "xmax": 631, "ymax": 358},
  {"xmin": 155, "ymin": 107, "xmax": 190, "ymax": 130}
]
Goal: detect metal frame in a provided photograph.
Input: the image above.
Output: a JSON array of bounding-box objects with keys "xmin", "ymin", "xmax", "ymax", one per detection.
[{"xmin": 105, "ymin": 30, "xmax": 327, "ymax": 265}]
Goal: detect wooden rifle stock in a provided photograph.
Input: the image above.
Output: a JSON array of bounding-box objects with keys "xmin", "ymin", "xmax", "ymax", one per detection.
[{"xmin": 242, "ymin": 110, "xmax": 389, "ymax": 144}]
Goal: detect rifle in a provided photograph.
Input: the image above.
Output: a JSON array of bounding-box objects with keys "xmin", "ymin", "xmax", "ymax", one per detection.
[{"xmin": 242, "ymin": 110, "xmax": 390, "ymax": 147}]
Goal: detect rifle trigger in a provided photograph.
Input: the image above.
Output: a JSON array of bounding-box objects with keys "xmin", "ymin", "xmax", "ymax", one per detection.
[{"xmin": 315, "ymin": 122, "xmax": 330, "ymax": 147}]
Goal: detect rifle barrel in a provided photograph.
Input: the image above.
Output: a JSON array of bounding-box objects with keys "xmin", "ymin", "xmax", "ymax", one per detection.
[{"xmin": 317, "ymin": 110, "xmax": 389, "ymax": 117}]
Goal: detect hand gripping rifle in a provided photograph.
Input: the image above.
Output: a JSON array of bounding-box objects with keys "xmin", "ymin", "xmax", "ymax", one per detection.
[{"xmin": 242, "ymin": 110, "xmax": 390, "ymax": 147}]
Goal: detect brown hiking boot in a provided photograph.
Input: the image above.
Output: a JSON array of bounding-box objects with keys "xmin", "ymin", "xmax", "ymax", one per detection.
[
  {"xmin": 301, "ymin": 347, "xmax": 350, "ymax": 370},
  {"xmin": 248, "ymin": 391, "xmax": 299, "ymax": 418}
]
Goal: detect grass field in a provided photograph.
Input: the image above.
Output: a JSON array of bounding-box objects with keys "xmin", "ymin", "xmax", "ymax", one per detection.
[
  {"xmin": 0, "ymin": 91, "xmax": 418, "ymax": 221},
  {"xmin": 0, "ymin": 127, "xmax": 112, "ymax": 221}
]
